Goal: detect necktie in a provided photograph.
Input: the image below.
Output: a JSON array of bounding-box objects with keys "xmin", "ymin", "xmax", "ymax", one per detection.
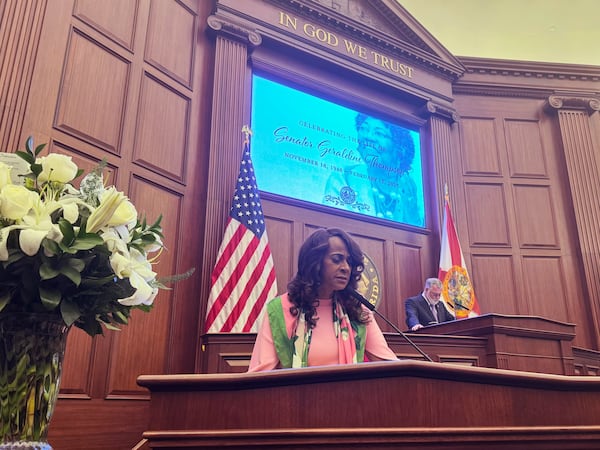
[{"xmin": 430, "ymin": 304, "xmax": 438, "ymax": 322}]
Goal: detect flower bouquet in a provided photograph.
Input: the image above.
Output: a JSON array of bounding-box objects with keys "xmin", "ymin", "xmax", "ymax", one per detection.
[
  {"xmin": 0, "ymin": 137, "xmax": 166, "ymax": 335},
  {"xmin": 0, "ymin": 137, "xmax": 170, "ymax": 449}
]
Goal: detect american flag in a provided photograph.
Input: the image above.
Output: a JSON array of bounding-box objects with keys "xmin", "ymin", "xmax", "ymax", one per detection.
[{"xmin": 204, "ymin": 138, "xmax": 278, "ymax": 333}]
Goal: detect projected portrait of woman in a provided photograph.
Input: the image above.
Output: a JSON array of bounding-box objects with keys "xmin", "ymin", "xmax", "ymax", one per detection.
[{"xmin": 323, "ymin": 113, "xmax": 423, "ymax": 226}]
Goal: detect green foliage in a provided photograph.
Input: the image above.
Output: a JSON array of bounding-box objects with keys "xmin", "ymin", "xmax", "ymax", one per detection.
[{"xmin": 0, "ymin": 137, "xmax": 184, "ymax": 336}]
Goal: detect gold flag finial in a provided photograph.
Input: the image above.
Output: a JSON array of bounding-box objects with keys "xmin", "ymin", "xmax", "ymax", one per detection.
[
  {"xmin": 444, "ymin": 183, "xmax": 449, "ymax": 203},
  {"xmin": 242, "ymin": 125, "xmax": 252, "ymax": 145}
]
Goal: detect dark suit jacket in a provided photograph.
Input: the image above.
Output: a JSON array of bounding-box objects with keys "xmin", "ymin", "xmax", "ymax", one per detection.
[{"xmin": 405, "ymin": 294, "xmax": 455, "ymax": 329}]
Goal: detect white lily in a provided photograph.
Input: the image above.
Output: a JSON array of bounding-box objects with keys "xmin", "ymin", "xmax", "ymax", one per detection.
[
  {"xmin": 86, "ymin": 187, "xmax": 127, "ymax": 233},
  {"xmin": 0, "ymin": 137, "xmax": 170, "ymax": 337},
  {"xmin": 61, "ymin": 201, "xmax": 80, "ymax": 224},
  {"xmin": 18, "ymin": 198, "xmax": 63, "ymax": 256},
  {"xmin": 118, "ymin": 270, "xmax": 158, "ymax": 306},
  {"xmin": 110, "ymin": 247, "xmax": 158, "ymax": 306},
  {"xmin": 0, "ymin": 225, "xmax": 19, "ymax": 260},
  {"xmin": 101, "ymin": 226, "xmax": 130, "ymax": 254}
]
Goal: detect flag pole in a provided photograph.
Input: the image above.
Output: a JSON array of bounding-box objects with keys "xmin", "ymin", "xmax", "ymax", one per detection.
[
  {"xmin": 242, "ymin": 125, "xmax": 252, "ymax": 145},
  {"xmin": 444, "ymin": 182, "xmax": 449, "ymax": 205}
]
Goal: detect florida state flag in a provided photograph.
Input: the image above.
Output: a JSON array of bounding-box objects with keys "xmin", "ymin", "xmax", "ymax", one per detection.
[{"xmin": 438, "ymin": 193, "xmax": 480, "ymax": 318}]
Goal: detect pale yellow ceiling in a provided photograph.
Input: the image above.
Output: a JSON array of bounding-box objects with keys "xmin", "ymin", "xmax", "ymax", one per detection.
[{"xmin": 399, "ymin": 0, "xmax": 600, "ymax": 66}]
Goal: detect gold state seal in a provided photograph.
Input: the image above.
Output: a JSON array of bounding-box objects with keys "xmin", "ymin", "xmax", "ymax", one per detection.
[
  {"xmin": 442, "ymin": 265, "xmax": 474, "ymax": 317},
  {"xmin": 357, "ymin": 252, "xmax": 381, "ymax": 309}
]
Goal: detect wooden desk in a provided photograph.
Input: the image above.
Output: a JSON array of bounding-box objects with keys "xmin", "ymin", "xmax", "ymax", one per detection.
[
  {"xmin": 138, "ymin": 360, "xmax": 600, "ymax": 449},
  {"xmin": 413, "ymin": 313, "xmax": 575, "ymax": 374}
]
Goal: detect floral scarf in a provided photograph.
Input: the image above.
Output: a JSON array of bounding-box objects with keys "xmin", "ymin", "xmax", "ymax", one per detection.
[{"xmin": 291, "ymin": 299, "xmax": 358, "ymax": 368}]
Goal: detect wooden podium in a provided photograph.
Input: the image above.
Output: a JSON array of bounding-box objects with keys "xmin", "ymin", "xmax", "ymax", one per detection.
[
  {"xmin": 137, "ymin": 360, "xmax": 600, "ymax": 449},
  {"xmin": 409, "ymin": 313, "xmax": 576, "ymax": 374},
  {"xmin": 199, "ymin": 313, "xmax": 580, "ymax": 375}
]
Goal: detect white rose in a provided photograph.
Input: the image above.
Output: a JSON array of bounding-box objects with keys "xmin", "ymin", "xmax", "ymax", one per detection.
[
  {"xmin": 0, "ymin": 185, "xmax": 36, "ymax": 220},
  {"xmin": 0, "ymin": 162, "xmax": 13, "ymax": 189},
  {"xmin": 37, "ymin": 153, "xmax": 78, "ymax": 184},
  {"xmin": 107, "ymin": 198, "xmax": 137, "ymax": 227}
]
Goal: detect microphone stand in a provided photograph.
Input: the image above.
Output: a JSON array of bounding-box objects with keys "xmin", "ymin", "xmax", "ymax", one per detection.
[
  {"xmin": 350, "ymin": 291, "xmax": 434, "ymax": 362},
  {"xmin": 370, "ymin": 307, "xmax": 434, "ymax": 363}
]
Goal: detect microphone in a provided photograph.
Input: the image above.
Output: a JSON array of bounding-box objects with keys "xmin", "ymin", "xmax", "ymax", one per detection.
[
  {"xmin": 452, "ymin": 301, "xmax": 469, "ymax": 310},
  {"xmin": 349, "ymin": 290, "xmax": 434, "ymax": 363}
]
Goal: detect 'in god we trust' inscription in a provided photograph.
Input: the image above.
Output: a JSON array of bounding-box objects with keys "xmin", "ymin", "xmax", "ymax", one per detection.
[{"xmin": 277, "ymin": 11, "xmax": 415, "ymax": 80}]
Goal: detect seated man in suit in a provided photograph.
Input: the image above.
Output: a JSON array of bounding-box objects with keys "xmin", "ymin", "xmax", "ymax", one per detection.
[{"xmin": 405, "ymin": 278, "xmax": 455, "ymax": 331}]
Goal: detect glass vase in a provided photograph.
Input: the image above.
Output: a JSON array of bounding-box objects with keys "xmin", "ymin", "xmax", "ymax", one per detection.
[{"xmin": 0, "ymin": 313, "xmax": 70, "ymax": 450}]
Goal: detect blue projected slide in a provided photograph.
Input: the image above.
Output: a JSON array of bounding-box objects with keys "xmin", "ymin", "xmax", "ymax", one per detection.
[{"xmin": 250, "ymin": 75, "xmax": 425, "ymax": 227}]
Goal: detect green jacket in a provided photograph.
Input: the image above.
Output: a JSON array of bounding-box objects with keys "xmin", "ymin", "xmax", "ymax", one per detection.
[{"xmin": 267, "ymin": 296, "xmax": 367, "ymax": 368}]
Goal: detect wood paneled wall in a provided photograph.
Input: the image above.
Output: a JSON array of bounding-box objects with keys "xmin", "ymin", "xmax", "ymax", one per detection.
[
  {"xmin": 2, "ymin": 0, "xmax": 600, "ymax": 448},
  {"xmin": 453, "ymin": 60, "xmax": 600, "ymax": 349},
  {"xmin": 452, "ymin": 95, "xmax": 592, "ymax": 342},
  {"xmin": 2, "ymin": 0, "xmax": 212, "ymax": 448},
  {"xmin": 0, "ymin": 0, "xmax": 47, "ymax": 154}
]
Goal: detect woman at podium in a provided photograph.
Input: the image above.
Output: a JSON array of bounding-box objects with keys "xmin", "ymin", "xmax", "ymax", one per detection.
[{"xmin": 248, "ymin": 227, "xmax": 397, "ymax": 371}]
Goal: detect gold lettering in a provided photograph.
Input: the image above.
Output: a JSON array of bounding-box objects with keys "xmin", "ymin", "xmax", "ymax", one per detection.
[
  {"xmin": 388, "ymin": 59, "xmax": 402, "ymax": 75},
  {"xmin": 370, "ymin": 51, "xmax": 414, "ymax": 78},
  {"xmin": 275, "ymin": 16, "xmax": 414, "ymax": 79},
  {"xmin": 303, "ymin": 23, "xmax": 316, "ymax": 37},
  {"xmin": 380, "ymin": 55, "xmax": 391, "ymax": 70},
  {"xmin": 303, "ymin": 23, "xmax": 338, "ymax": 46},
  {"xmin": 370, "ymin": 283, "xmax": 379, "ymax": 302},
  {"xmin": 278, "ymin": 11, "xmax": 297, "ymax": 30},
  {"xmin": 343, "ymin": 39, "xmax": 367, "ymax": 59},
  {"xmin": 371, "ymin": 51, "xmax": 381, "ymax": 65}
]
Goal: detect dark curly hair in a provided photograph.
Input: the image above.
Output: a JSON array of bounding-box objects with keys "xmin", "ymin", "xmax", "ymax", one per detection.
[
  {"xmin": 355, "ymin": 113, "xmax": 415, "ymax": 173},
  {"xmin": 287, "ymin": 228, "xmax": 369, "ymax": 328}
]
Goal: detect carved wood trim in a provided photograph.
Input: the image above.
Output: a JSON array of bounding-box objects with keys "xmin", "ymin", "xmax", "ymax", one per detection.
[
  {"xmin": 141, "ymin": 426, "xmax": 600, "ymax": 449},
  {"xmin": 455, "ymin": 57, "xmax": 600, "ymax": 98},
  {"xmin": 420, "ymin": 100, "xmax": 459, "ymax": 123},
  {"xmin": 198, "ymin": 20, "xmax": 258, "ymax": 341},
  {"xmin": 459, "ymin": 56, "xmax": 600, "ymax": 82},
  {"xmin": 263, "ymin": 0, "xmax": 465, "ymax": 79},
  {"xmin": 546, "ymin": 94, "xmax": 600, "ymax": 115},
  {"xmin": 428, "ymin": 115, "xmax": 462, "ymax": 232},
  {"xmin": 549, "ymin": 99, "xmax": 600, "ymax": 347},
  {"xmin": 207, "ymin": 14, "xmax": 262, "ymax": 47}
]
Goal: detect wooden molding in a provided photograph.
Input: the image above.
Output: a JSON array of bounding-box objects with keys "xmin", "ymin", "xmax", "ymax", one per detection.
[
  {"xmin": 207, "ymin": 14, "xmax": 262, "ymax": 47},
  {"xmin": 420, "ymin": 100, "xmax": 459, "ymax": 123},
  {"xmin": 546, "ymin": 93, "xmax": 600, "ymax": 114}
]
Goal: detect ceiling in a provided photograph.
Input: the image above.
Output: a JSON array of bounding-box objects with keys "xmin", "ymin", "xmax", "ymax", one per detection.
[{"xmin": 398, "ymin": 0, "xmax": 600, "ymax": 66}]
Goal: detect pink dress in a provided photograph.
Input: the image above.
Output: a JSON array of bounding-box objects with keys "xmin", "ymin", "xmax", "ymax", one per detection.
[{"xmin": 248, "ymin": 293, "xmax": 398, "ymax": 372}]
